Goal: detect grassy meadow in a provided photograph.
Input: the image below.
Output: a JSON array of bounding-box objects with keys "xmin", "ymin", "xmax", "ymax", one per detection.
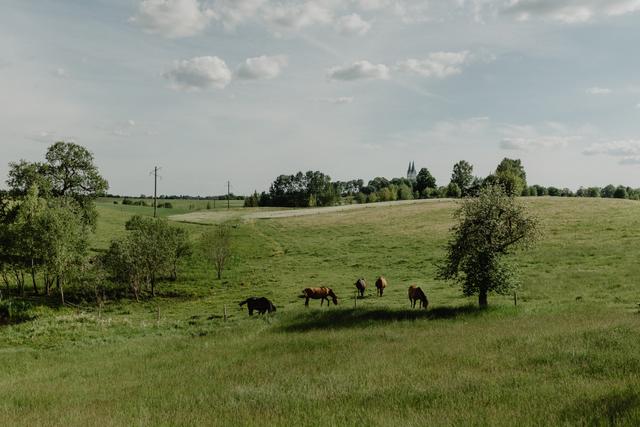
[{"xmin": 2, "ymin": 197, "xmax": 640, "ymax": 426}]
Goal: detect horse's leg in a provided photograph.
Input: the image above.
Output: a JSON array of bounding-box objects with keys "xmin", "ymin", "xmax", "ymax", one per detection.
[
  {"xmin": 305, "ymin": 297, "xmax": 309, "ymax": 307},
  {"xmin": 249, "ymin": 308, "xmax": 253, "ymax": 316}
]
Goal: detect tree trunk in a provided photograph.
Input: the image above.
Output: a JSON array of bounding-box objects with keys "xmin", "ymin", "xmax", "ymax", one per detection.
[
  {"xmin": 31, "ymin": 260, "xmax": 38, "ymax": 295},
  {"xmin": 151, "ymin": 275, "xmax": 155, "ymax": 297},
  {"xmin": 479, "ymin": 289, "xmax": 488, "ymax": 308}
]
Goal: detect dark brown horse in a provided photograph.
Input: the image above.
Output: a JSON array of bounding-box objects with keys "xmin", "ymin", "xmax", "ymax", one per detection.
[
  {"xmin": 354, "ymin": 278, "xmax": 366, "ymax": 297},
  {"xmin": 239, "ymin": 297, "xmax": 276, "ymax": 316},
  {"xmin": 375, "ymin": 276, "xmax": 387, "ymax": 297},
  {"xmin": 408, "ymin": 285, "xmax": 428, "ymax": 309},
  {"xmin": 301, "ymin": 287, "xmax": 338, "ymax": 307}
]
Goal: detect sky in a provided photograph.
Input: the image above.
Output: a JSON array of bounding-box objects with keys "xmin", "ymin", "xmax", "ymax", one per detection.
[{"xmin": 2, "ymin": 0, "xmax": 640, "ymax": 196}]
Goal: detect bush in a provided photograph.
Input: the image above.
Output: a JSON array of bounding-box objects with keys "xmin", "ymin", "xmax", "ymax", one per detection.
[
  {"xmin": 397, "ymin": 184, "xmax": 414, "ymax": 200},
  {"xmin": 0, "ymin": 300, "xmax": 34, "ymax": 324},
  {"xmin": 614, "ymin": 186, "xmax": 628, "ymax": 199},
  {"xmin": 356, "ymin": 192, "xmax": 367, "ymax": 204},
  {"xmin": 446, "ymin": 182, "xmax": 462, "ymax": 198}
]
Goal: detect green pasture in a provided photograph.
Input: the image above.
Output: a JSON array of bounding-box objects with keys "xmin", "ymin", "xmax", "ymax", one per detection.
[{"xmin": 1, "ymin": 197, "xmax": 640, "ymax": 426}]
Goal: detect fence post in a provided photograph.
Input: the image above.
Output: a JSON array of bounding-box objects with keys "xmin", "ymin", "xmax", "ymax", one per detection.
[
  {"xmin": 156, "ymin": 306, "xmax": 160, "ymax": 324},
  {"xmin": 514, "ymin": 292, "xmax": 518, "ymax": 307},
  {"xmin": 224, "ymin": 304, "xmax": 227, "ymax": 321}
]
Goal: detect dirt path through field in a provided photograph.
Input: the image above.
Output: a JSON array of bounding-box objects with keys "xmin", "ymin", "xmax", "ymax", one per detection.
[{"xmin": 169, "ymin": 199, "xmax": 449, "ymax": 224}]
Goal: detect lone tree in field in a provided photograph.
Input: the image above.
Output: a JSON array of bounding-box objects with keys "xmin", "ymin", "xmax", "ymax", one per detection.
[
  {"xmin": 437, "ymin": 185, "xmax": 539, "ymax": 308},
  {"xmin": 201, "ymin": 225, "xmax": 232, "ymax": 280}
]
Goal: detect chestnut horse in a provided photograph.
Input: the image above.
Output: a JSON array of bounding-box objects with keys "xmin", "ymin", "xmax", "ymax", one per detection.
[
  {"xmin": 354, "ymin": 278, "xmax": 366, "ymax": 297},
  {"xmin": 301, "ymin": 287, "xmax": 338, "ymax": 307},
  {"xmin": 408, "ymin": 285, "xmax": 428, "ymax": 309},
  {"xmin": 375, "ymin": 276, "xmax": 387, "ymax": 297}
]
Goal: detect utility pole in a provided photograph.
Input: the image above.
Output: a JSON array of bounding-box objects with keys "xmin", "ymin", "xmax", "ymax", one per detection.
[
  {"xmin": 227, "ymin": 181, "xmax": 231, "ymax": 209},
  {"xmin": 150, "ymin": 166, "xmax": 161, "ymax": 218}
]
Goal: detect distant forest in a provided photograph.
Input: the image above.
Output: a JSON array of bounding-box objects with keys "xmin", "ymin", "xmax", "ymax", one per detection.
[{"xmin": 244, "ymin": 158, "xmax": 640, "ymax": 208}]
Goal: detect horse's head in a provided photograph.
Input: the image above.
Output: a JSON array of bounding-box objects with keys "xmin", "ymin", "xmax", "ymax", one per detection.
[{"xmin": 328, "ymin": 289, "xmax": 339, "ymax": 305}]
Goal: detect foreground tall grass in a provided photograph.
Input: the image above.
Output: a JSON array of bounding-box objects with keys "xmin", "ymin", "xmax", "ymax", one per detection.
[{"xmin": 1, "ymin": 197, "xmax": 640, "ymax": 426}]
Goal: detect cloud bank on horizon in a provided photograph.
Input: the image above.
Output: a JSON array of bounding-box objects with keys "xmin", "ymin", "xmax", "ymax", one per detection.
[{"xmin": 1, "ymin": 0, "xmax": 640, "ymax": 195}]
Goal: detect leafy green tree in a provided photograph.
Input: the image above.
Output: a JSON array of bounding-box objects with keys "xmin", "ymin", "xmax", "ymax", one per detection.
[
  {"xmin": 39, "ymin": 199, "xmax": 90, "ymax": 303},
  {"xmin": 614, "ymin": 186, "xmax": 628, "ymax": 199},
  {"xmin": 495, "ymin": 158, "xmax": 527, "ymax": 196},
  {"xmin": 437, "ymin": 185, "xmax": 539, "ymax": 308},
  {"xmin": 416, "ymin": 168, "xmax": 437, "ymax": 195},
  {"xmin": 201, "ymin": 225, "xmax": 232, "ymax": 281},
  {"xmin": 7, "ymin": 142, "xmax": 108, "ymax": 227},
  {"xmin": 451, "ymin": 160, "xmax": 474, "ymax": 196},
  {"xmin": 586, "ymin": 187, "xmax": 601, "ymax": 198},
  {"xmin": 397, "ymin": 184, "xmax": 414, "ymax": 200},
  {"xmin": 547, "ymin": 187, "xmax": 560, "ymax": 197},
  {"xmin": 446, "ymin": 182, "xmax": 462, "ymax": 198},
  {"xmin": 601, "ymin": 184, "xmax": 616, "ymax": 198}
]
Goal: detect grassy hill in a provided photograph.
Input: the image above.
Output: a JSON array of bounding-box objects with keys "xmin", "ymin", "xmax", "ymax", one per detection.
[{"xmin": 1, "ymin": 198, "xmax": 640, "ymax": 425}]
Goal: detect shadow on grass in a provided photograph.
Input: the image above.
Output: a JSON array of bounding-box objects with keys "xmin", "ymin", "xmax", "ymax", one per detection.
[
  {"xmin": 279, "ymin": 305, "xmax": 487, "ymax": 332},
  {"xmin": 561, "ymin": 388, "xmax": 640, "ymax": 425}
]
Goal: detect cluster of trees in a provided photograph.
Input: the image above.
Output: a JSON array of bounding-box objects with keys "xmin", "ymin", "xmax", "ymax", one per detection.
[
  {"xmin": 0, "ymin": 142, "xmax": 233, "ymax": 305},
  {"xmin": 0, "ymin": 142, "xmax": 108, "ymax": 303},
  {"xmin": 102, "ymin": 216, "xmax": 191, "ymax": 300},
  {"xmin": 252, "ymin": 158, "xmax": 640, "ymax": 208}
]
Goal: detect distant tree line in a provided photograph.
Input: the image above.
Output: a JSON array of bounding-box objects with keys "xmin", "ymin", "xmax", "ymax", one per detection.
[
  {"xmin": 106, "ymin": 194, "xmax": 245, "ymax": 201},
  {"xmin": 250, "ymin": 158, "xmax": 640, "ymax": 207}
]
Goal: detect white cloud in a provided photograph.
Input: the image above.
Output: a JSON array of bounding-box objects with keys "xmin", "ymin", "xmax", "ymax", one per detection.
[
  {"xmin": 500, "ymin": 136, "xmax": 577, "ymax": 150},
  {"xmin": 210, "ymin": 0, "xmax": 266, "ymax": 29},
  {"xmin": 264, "ymin": 2, "xmax": 333, "ymax": 31},
  {"xmin": 353, "ymin": 0, "xmax": 391, "ymax": 11},
  {"xmin": 112, "ymin": 119, "xmax": 137, "ymax": 137},
  {"xmin": 584, "ymin": 140, "xmax": 640, "ymax": 165},
  {"xmin": 583, "ymin": 140, "xmax": 640, "ymax": 156},
  {"xmin": 586, "ymin": 86, "xmax": 612, "ymax": 95},
  {"xmin": 54, "ymin": 67, "xmax": 67, "ymax": 78},
  {"xmin": 335, "ymin": 13, "xmax": 372, "ymax": 36},
  {"xmin": 499, "ymin": 123, "xmax": 581, "ymax": 151},
  {"xmin": 327, "ymin": 60, "xmax": 390, "ymax": 81},
  {"xmin": 163, "ymin": 56, "xmax": 232, "ymax": 90},
  {"xmin": 131, "ymin": 0, "xmax": 214, "ymax": 38},
  {"xmin": 501, "ymin": 0, "xmax": 640, "ymax": 24},
  {"xmin": 28, "ymin": 130, "xmax": 57, "ymax": 143},
  {"xmin": 317, "ymin": 96, "xmax": 355, "ymax": 104},
  {"xmin": 236, "ymin": 55, "xmax": 288, "ymax": 80},
  {"xmin": 396, "ymin": 51, "xmax": 471, "ymax": 78}
]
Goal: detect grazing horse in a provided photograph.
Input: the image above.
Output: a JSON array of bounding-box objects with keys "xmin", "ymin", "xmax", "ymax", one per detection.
[
  {"xmin": 408, "ymin": 285, "xmax": 428, "ymax": 309},
  {"xmin": 239, "ymin": 297, "xmax": 276, "ymax": 315},
  {"xmin": 354, "ymin": 278, "xmax": 366, "ymax": 297},
  {"xmin": 375, "ymin": 276, "xmax": 388, "ymax": 297},
  {"xmin": 301, "ymin": 287, "xmax": 338, "ymax": 307}
]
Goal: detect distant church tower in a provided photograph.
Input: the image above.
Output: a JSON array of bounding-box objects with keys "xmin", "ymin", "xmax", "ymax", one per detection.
[{"xmin": 407, "ymin": 161, "xmax": 417, "ymax": 182}]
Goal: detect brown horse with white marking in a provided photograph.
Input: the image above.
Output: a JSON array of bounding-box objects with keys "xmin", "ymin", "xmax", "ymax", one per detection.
[
  {"xmin": 301, "ymin": 287, "xmax": 338, "ymax": 307},
  {"xmin": 408, "ymin": 285, "xmax": 428, "ymax": 309},
  {"xmin": 354, "ymin": 278, "xmax": 366, "ymax": 297},
  {"xmin": 375, "ymin": 276, "xmax": 387, "ymax": 297}
]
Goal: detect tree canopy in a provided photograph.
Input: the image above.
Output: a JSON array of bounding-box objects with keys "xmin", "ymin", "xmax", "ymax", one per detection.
[{"xmin": 437, "ymin": 185, "xmax": 539, "ymax": 307}]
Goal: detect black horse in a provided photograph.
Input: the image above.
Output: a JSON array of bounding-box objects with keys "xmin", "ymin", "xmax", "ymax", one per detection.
[{"xmin": 239, "ymin": 297, "xmax": 277, "ymax": 316}]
